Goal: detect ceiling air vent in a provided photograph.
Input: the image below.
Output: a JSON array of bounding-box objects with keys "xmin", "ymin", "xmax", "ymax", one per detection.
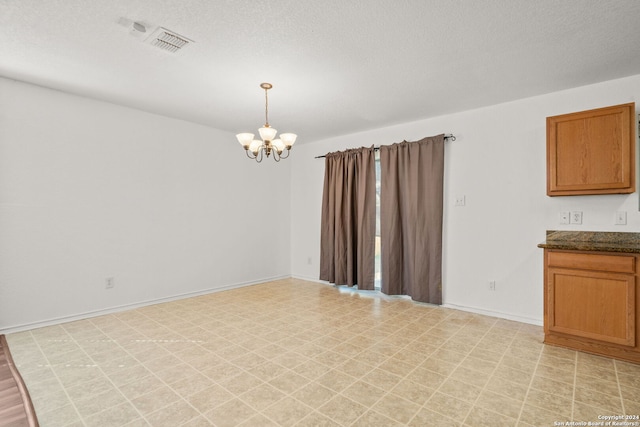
[{"xmin": 145, "ymin": 27, "xmax": 193, "ymax": 53}]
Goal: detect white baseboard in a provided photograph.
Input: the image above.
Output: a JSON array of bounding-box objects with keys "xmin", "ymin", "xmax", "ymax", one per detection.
[
  {"xmin": 291, "ymin": 274, "xmax": 326, "ymax": 284},
  {"xmin": 0, "ymin": 275, "xmax": 290, "ymax": 335},
  {"xmin": 441, "ymin": 303, "xmax": 542, "ymax": 326}
]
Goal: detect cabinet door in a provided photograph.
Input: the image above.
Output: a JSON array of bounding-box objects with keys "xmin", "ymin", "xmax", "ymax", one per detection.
[
  {"xmin": 547, "ymin": 103, "xmax": 636, "ymax": 196},
  {"xmin": 547, "ymin": 267, "xmax": 636, "ymax": 346}
]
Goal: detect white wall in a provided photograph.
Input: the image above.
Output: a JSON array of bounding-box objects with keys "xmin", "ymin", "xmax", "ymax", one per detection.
[
  {"xmin": 291, "ymin": 74, "xmax": 640, "ymax": 325},
  {"xmin": 0, "ymin": 77, "xmax": 291, "ymax": 332}
]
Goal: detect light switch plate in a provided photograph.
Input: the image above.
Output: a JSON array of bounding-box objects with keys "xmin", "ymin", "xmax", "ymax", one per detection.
[{"xmin": 559, "ymin": 211, "xmax": 570, "ymax": 224}]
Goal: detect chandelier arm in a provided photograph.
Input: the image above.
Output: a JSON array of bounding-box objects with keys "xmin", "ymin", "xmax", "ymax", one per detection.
[
  {"xmin": 278, "ymin": 149, "xmax": 291, "ymax": 160},
  {"xmin": 245, "ymin": 150, "xmax": 257, "ymax": 160},
  {"xmin": 255, "ymin": 149, "xmax": 264, "ymax": 163},
  {"xmin": 273, "ymin": 150, "xmax": 281, "ymax": 162}
]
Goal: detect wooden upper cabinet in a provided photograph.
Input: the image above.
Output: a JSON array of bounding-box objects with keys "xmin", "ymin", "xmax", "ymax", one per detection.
[{"xmin": 547, "ymin": 102, "xmax": 636, "ymax": 196}]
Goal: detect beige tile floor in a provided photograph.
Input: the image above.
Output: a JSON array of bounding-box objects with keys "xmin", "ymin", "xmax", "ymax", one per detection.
[{"xmin": 6, "ymin": 278, "xmax": 640, "ymax": 426}]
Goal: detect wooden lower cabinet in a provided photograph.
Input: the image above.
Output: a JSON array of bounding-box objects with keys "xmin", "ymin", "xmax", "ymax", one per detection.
[{"xmin": 543, "ymin": 249, "xmax": 640, "ymax": 363}]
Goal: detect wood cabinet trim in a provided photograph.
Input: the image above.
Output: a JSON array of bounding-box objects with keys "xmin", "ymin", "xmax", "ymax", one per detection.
[{"xmin": 548, "ymin": 251, "xmax": 636, "ymax": 273}]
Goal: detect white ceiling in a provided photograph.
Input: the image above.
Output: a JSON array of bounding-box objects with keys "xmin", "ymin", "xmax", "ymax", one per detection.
[{"xmin": 2, "ymin": 0, "xmax": 640, "ymax": 144}]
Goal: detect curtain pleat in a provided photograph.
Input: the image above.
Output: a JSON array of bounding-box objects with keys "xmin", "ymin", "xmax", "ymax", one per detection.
[
  {"xmin": 380, "ymin": 134, "xmax": 445, "ymax": 304},
  {"xmin": 319, "ymin": 147, "xmax": 376, "ymax": 290}
]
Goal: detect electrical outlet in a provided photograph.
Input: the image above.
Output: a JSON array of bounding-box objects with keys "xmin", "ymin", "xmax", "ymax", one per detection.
[
  {"xmin": 615, "ymin": 211, "xmax": 627, "ymax": 225},
  {"xmin": 455, "ymin": 195, "xmax": 466, "ymax": 206},
  {"xmin": 106, "ymin": 277, "xmax": 115, "ymax": 289},
  {"xmin": 488, "ymin": 281, "xmax": 496, "ymax": 291},
  {"xmin": 559, "ymin": 211, "xmax": 570, "ymax": 224},
  {"xmin": 570, "ymin": 211, "xmax": 583, "ymax": 224}
]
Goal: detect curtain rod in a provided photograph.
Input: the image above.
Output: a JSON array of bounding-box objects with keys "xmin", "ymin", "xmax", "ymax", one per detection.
[{"xmin": 314, "ymin": 134, "xmax": 456, "ymax": 158}]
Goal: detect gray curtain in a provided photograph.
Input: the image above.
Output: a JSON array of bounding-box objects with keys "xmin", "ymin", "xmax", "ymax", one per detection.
[
  {"xmin": 319, "ymin": 147, "xmax": 376, "ymax": 290},
  {"xmin": 380, "ymin": 134, "xmax": 445, "ymax": 304}
]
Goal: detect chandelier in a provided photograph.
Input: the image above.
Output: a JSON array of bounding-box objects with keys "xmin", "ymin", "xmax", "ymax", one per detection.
[{"xmin": 236, "ymin": 83, "xmax": 297, "ymax": 162}]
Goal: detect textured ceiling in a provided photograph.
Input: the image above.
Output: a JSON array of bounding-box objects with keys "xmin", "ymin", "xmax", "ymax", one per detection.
[{"xmin": 2, "ymin": 0, "xmax": 640, "ymax": 143}]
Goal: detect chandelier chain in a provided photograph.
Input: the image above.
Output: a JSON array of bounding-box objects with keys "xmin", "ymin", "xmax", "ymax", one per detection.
[{"xmin": 264, "ymin": 86, "xmax": 270, "ymax": 127}]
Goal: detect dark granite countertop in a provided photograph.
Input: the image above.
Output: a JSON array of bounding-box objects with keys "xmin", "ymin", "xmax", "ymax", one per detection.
[{"xmin": 538, "ymin": 230, "xmax": 640, "ymax": 254}]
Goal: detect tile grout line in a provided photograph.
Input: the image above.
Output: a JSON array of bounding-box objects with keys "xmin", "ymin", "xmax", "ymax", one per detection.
[
  {"xmin": 87, "ymin": 311, "xmax": 222, "ymax": 425},
  {"xmin": 614, "ymin": 360, "xmax": 626, "ymax": 416},
  {"xmin": 29, "ymin": 328, "xmax": 90, "ymax": 426},
  {"xmin": 294, "ymin": 288, "xmax": 440, "ymax": 425},
  {"xmin": 272, "ymin": 296, "xmax": 460, "ymax": 426},
  {"xmin": 124, "ymin": 309, "xmax": 255, "ymax": 425},
  {"xmin": 402, "ymin": 310, "xmax": 478, "ymax": 425},
  {"xmin": 222, "ymin": 301, "xmax": 349, "ymax": 426},
  {"xmin": 406, "ymin": 314, "xmax": 501, "ymax": 425},
  {"xmin": 81, "ymin": 316, "xmax": 157, "ymax": 425},
  {"xmin": 346, "ymin": 309, "xmax": 460, "ymax": 426},
  {"xmin": 458, "ymin": 321, "xmax": 526, "ymax": 426},
  {"xmin": 514, "ymin": 335, "xmax": 545, "ymax": 426},
  {"xmin": 289, "ymin": 301, "xmax": 420, "ymax": 426},
  {"xmin": 163, "ymin": 289, "xmax": 357, "ymax": 426}
]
